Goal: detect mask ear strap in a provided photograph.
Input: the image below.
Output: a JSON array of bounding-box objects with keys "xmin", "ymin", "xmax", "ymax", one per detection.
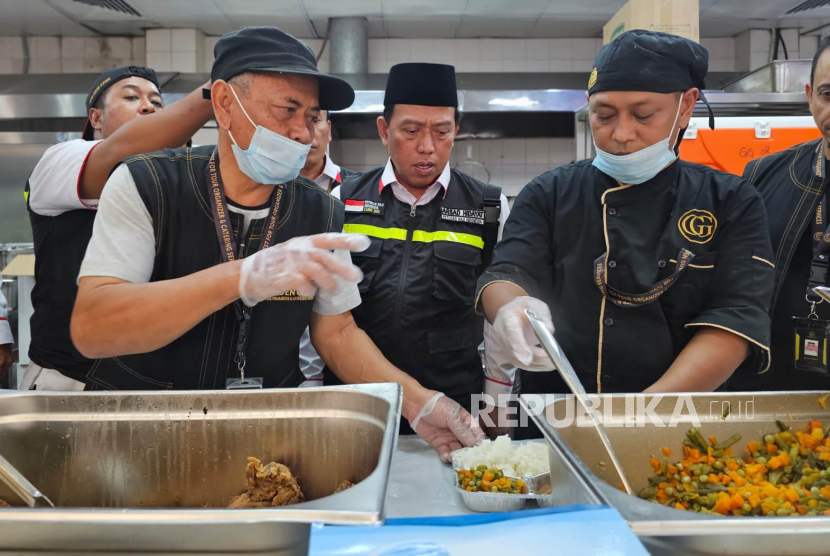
[{"xmin": 228, "ymin": 83, "xmax": 257, "ymax": 130}]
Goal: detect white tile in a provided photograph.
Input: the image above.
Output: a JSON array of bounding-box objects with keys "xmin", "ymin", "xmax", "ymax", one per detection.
[
  {"xmin": 317, "ymin": 59, "xmax": 329, "ymax": 73},
  {"xmin": 145, "ymin": 51, "xmax": 171, "ymax": 72},
  {"xmin": 549, "ymin": 60, "xmax": 573, "ymax": 72},
  {"xmin": 525, "ymin": 139, "xmax": 549, "ymax": 164},
  {"xmin": 430, "ymin": 39, "xmax": 457, "ymax": 61},
  {"xmin": 368, "ymin": 39, "xmax": 386, "ymax": 64},
  {"xmin": 84, "ymin": 37, "xmax": 102, "ymax": 59},
  {"xmin": 502, "ymin": 138, "xmax": 526, "ymax": 163},
  {"xmin": 0, "ymin": 59, "xmax": 13, "ymax": 74},
  {"xmin": 504, "ymin": 59, "xmax": 526, "ymax": 72},
  {"xmin": 595, "ymin": 38, "xmax": 603, "ymax": 55},
  {"xmin": 455, "ymin": 60, "xmax": 480, "ymax": 72},
  {"xmin": 572, "ymin": 38, "xmax": 596, "ymax": 60},
  {"xmin": 708, "ymin": 58, "xmax": 735, "ymax": 72},
  {"xmin": 132, "ymin": 37, "xmax": 146, "ymax": 59},
  {"xmin": 369, "ymin": 58, "xmax": 389, "ymax": 73},
  {"xmin": 131, "ymin": 57, "xmax": 147, "ymax": 67},
  {"xmin": 480, "ymin": 59, "xmax": 503, "ymax": 72},
  {"xmin": 526, "ymin": 60, "xmax": 548, "ymax": 72},
  {"xmin": 340, "ymin": 141, "xmax": 365, "ymax": 166},
  {"xmin": 387, "ymin": 39, "xmax": 411, "ymax": 60},
  {"xmin": 502, "ymin": 39, "xmax": 526, "ymax": 61},
  {"xmin": 479, "ymin": 140, "xmax": 503, "ymax": 165},
  {"xmin": 146, "ymin": 29, "xmax": 172, "ymax": 52},
  {"xmin": 480, "ymin": 39, "xmax": 502, "ymax": 61},
  {"xmin": 801, "ymin": 35, "xmax": 819, "ymax": 59},
  {"xmin": 171, "ymin": 51, "xmax": 197, "ymax": 72},
  {"xmin": 365, "ymin": 141, "xmax": 389, "ymax": 166},
  {"xmin": 456, "ymin": 40, "xmax": 480, "ymax": 61},
  {"xmin": 10, "ymin": 59, "xmax": 23, "ymax": 73},
  {"xmin": 204, "ymin": 36, "xmax": 219, "ymax": 69},
  {"xmin": 550, "ymin": 138, "xmax": 574, "ymax": 164},
  {"xmin": 549, "ymin": 38, "xmax": 572, "ymax": 60},
  {"xmin": 749, "ymin": 51, "xmax": 768, "ymax": 71},
  {"xmin": 31, "ymin": 58, "xmax": 61, "ymax": 73},
  {"xmin": 502, "ymin": 164, "xmax": 527, "ymax": 187},
  {"xmin": 172, "ymin": 28, "xmax": 199, "ymax": 51},
  {"xmin": 750, "ymin": 29, "xmax": 771, "ymax": 53},
  {"xmin": 485, "ymin": 164, "xmax": 502, "ymax": 185},
  {"xmin": 32, "ymin": 36, "xmax": 60, "ymax": 59},
  {"xmin": 526, "ymin": 164, "xmax": 550, "ymax": 180},
  {"xmin": 61, "ymin": 37, "xmax": 84, "ymax": 59},
  {"xmin": 572, "ymin": 58, "xmax": 594, "ymax": 72},
  {"xmin": 107, "ymin": 37, "xmax": 132, "ymax": 59},
  {"xmin": 700, "ymin": 38, "xmax": 716, "ymax": 52},
  {"xmin": 0, "ymin": 38, "xmax": 13, "ymax": 59},
  {"xmin": 526, "ymin": 39, "xmax": 549, "ymax": 60},
  {"xmin": 10, "ymin": 37, "xmax": 24, "ymax": 59},
  {"xmin": 61, "ymin": 58, "xmax": 84, "ymax": 73}
]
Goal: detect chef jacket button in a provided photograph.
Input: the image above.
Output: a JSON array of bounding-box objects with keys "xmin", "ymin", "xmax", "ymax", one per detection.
[
  {"xmin": 658, "ymin": 260, "xmax": 667, "ymax": 268},
  {"xmin": 608, "ymin": 260, "xmax": 617, "ymax": 268},
  {"xmin": 608, "ymin": 207, "xmax": 617, "ymax": 216},
  {"xmin": 604, "ymin": 318, "xmax": 614, "ymax": 326}
]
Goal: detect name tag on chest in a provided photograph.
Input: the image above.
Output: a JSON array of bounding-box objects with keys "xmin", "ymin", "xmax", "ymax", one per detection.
[
  {"xmin": 441, "ymin": 207, "xmax": 485, "ymax": 225},
  {"xmin": 345, "ymin": 199, "xmax": 385, "ymax": 215}
]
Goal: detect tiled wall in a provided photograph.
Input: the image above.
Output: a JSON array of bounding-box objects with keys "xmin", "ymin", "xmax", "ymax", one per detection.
[
  {"xmin": 0, "ymin": 36, "xmax": 145, "ymax": 74},
  {"xmin": 328, "ymin": 137, "xmax": 574, "ymax": 195}
]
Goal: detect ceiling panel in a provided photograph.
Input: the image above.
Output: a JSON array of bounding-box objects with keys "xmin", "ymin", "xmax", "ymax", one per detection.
[
  {"xmin": 224, "ymin": 18, "xmax": 313, "ymax": 37},
  {"xmin": 457, "ymin": 18, "xmax": 536, "ymax": 38},
  {"xmin": 700, "ymin": 0, "xmax": 808, "ymax": 20},
  {"xmin": 459, "ymin": 0, "xmax": 551, "ymax": 18},
  {"xmin": 530, "ymin": 19, "xmax": 603, "ymax": 38},
  {"xmin": 540, "ymin": 0, "xmax": 625, "ymax": 18},
  {"xmin": 382, "ymin": 0, "xmax": 466, "ymax": 17},
  {"xmin": 303, "ymin": 0, "xmax": 382, "ymax": 18},
  {"xmin": 386, "ymin": 18, "xmax": 460, "ymax": 38},
  {"xmin": 0, "ymin": 0, "xmax": 89, "ymax": 35},
  {"xmin": 128, "ymin": 0, "xmax": 226, "ymax": 19},
  {"xmin": 210, "ymin": 0, "xmax": 305, "ymax": 18}
]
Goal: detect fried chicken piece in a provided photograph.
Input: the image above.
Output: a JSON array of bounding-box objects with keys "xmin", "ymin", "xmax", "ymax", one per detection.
[
  {"xmin": 227, "ymin": 493, "xmax": 271, "ymax": 509},
  {"xmin": 334, "ymin": 480, "xmax": 355, "ymax": 494}
]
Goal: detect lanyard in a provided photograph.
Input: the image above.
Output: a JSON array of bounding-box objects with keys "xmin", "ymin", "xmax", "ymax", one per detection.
[
  {"xmin": 810, "ymin": 142, "xmax": 830, "ymax": 293},
  {"xmin": 207, "ymin": 149, "xmax": 284, "ymax": 379},
  {"xmin": 593, "ymin": 248, "xmax": 695, "ymax": 308}
]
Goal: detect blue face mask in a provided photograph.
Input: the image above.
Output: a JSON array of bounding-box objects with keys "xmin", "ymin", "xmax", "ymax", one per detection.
[
  {"xmin": 228, "ymin": 85, "xmax": 311, "ymax": 185},
  {"xmin": 591, "ymin": 95, "xmax": 684, "ymax": 185}
]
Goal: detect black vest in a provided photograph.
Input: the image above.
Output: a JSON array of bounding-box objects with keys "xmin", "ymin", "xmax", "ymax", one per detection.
[
  {"xmin": 85, "ymin": 146, "xmax": 343, "ymax": 390},
  {"xmin": 25, "ymin": 182, "xmax": 96, "ymax": 382},
  {"xmin": 331, "ymin": 167, "xmax": 498, "ymax": 406}
]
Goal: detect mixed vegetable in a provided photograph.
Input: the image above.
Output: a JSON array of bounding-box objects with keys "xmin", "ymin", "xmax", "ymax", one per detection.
[
  {"xmin": 640, "ymin": 421, "xmax": 830, "ymax": 516},
  {"xmin": 457, "ymin": 465, "xmax": 528, "ymax": 494}
]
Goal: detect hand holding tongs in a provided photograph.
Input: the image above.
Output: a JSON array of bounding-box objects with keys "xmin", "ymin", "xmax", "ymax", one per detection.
[
  {"xmin": 0, "ymin": 453, "xmax": 54, "ymax": 507},
  {"xmin": 524, "ymin": 309, "xmax": 634, "ymax": 495}
]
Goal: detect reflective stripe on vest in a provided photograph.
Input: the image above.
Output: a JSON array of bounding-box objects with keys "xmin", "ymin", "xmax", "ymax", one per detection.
[{"xmin": 343, "ymin": 223, "xmax": 484, "ymax": 249}]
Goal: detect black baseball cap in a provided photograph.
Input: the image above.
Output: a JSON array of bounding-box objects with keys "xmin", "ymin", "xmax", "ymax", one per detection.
[
  {"xmin": 82, "ymin": 65, "xmax": 160, "ymax": 140},
  {"xmin": 588, "ymin": 30, "xmax": 714, "ymax": 129},
  {"xmin": 209, "ymin": 26, "xmax": 355, "ymax": 111},
  {"xmin": 384, "ymin": 63, "xmax": 458, "ymax": 107}
]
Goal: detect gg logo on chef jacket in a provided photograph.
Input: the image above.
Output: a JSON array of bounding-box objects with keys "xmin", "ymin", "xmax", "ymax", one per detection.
[{"xmin": 678, "ymin": 209, "xmax": 717, "ymax": 244}]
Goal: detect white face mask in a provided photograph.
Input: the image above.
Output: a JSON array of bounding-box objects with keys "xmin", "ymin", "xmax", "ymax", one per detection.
[
  {"xmin": 227, "ymin": 85, "xmax": 311, "ymax": 185},
  {"xmin": 591, "ymin": 94, "xmax": 684, "ymax": 185}
]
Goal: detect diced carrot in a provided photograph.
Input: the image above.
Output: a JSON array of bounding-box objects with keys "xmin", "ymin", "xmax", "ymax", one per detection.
[
  {"xmin": 724, "ymin": 447, "xmax": 734, "ymax": 457},
  {"xmin": 721, "ymin": 474, "xmax": 732, "ymax": 486},
  {"xmin": 709, "ymin": 436, "xmax": 718, "ymax": 446},
  {"xmin": 650, "ymin": 457, "xmax": 661, "ymax": 472},
  {"xmin": 466, "ymin": 486, "xmax": 472, "ymax": 492},
  {"xmin": 726, "ymin": 460, "xmax": 738, "ymax": 471},
  {"xmin": 658, "ymin": 482, "xmax": 669, "ymax": 489},
  {"xmin": 683, "ymin": 483, "xmax": 693, "ymax": 492},
  {"xmin": 813, "ymin": 427, "xmax": 825, "ymax": 441},
  {"xmin": 748, "ymin": 494, "xmax": 761, "ymax": 508},
  {"xmin": 482, "ymin": 472, "xmax": 494, "ymax": 482},
  {"xmin": 668, "ymin": 465, "xmax": 678, "ymax": 475},
  {"xmin": 810, "ymin": 420, "xmax": 823, "ymax": 432},
  {"xmin": 824, "ymin": 510, "xmax": 830, "ymax": 516},
  {"xmin": 747, "ymin": 441, "xmax": 759, "ymax": 453},
  {"xmin": 674, "ymin": 502, "xmax": 685, "ymax": 510},
  {"xmin": 785, "ymin": 489, "xmax": 800, "ymax": 503},
  {"xmin": 731, "ymin": 493, "xmax": 745, "ymax": 508},
  {"xmin": 662, "ymin": 446, "xmax": 671, "ymax": 457},
  {"xmin": 766, "ymin": 443, "xmax": 778, "ymax": 454},
  {"xmin": 821, "ymin": 486, "xmax": 830, "ymax": 499},
  {"xmin": 819, "ymin": 452, "xmax": 830, "ymax": 461},
  {"xmin": 797, "ymin": 504, "xmax": 809, "ymax": 516}
]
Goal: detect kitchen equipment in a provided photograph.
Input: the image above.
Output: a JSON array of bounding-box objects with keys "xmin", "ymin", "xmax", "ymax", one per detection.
[
  {"xmin": 524, "ymin": 309, "xmax": 634, "ymax": 494},
  {"xmin": 0, "ymin": 243, "xmax": 33, "ymax": 317},
  {"xmin": 0, "ymin": 383, "xmax": 401, "ymax": 555},
  {"xmin": 0, "ymin": 452, "xmax": 53, "ymax": 507},
  {"xmin": 523, "ymin": 391, "xmax": 830, "ymax": 555}
]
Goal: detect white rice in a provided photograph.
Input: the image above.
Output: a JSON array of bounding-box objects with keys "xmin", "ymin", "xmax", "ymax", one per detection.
[{"xmin": 455, "ymin": 436, "xmax": 550, "ymax": 477}]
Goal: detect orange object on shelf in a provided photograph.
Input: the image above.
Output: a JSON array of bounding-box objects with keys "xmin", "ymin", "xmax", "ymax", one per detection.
[{"xmin": 679, "ymin": 118, "xmax": 821, "ymax": 177}]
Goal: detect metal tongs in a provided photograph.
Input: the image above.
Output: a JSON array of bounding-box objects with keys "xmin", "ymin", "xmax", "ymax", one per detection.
[
  {"xmin": 524, "ymin": 309, "xmax": 634, "ymax": 495},
  {"xmin": 0, "ymin": 453, "xmax": 54, "ymax": 507}
]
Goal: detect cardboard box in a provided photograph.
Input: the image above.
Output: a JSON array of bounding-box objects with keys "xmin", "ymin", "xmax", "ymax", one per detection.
[{"xmin": 603, "ymin": 0, "xmax": 699, "ymax": 44}]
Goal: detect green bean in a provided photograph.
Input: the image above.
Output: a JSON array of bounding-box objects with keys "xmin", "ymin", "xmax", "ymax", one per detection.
[
  {"xmin": 638, "ymin": 486, "xmax": 659, "ymax": 499},
  {"xmin": 648, "ymin": 475, "xmax": 669, "ymax": 486},
  {"xmin": 714, "ymin": 433, "xmax": 742, "ymax": 451},
  {"xmin": 776, "ymin": 420, "xmax": 791, "ymax": 432}
]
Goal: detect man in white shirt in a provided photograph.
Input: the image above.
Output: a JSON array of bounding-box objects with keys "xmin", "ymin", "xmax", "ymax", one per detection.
[
  {"xmin": 0, "ymin": 274, "xmax": 13, "ymax": 382},
  {"xmin": 23, "ymin": 65, "xmax": 213, "ymax": 391},
  {"xmin": 70, "ymin": 27, "xmax": 483, "ymax": 462}
]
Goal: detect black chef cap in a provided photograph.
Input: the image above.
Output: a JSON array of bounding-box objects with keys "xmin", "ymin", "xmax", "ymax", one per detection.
[
  {"xmin": 384, "ymin": 63, "xmax": 458, "ymax": 107},
  {"xmin": 208, "ymin": 26, "xmax": 355, "ymax": 111},
  {"xmin": 83, "ymin": 65, "xmax": 160, "ymax": 140},
  {"xmin": 588, "ymin": 30, "xmax": 714, "ymax": 129}
]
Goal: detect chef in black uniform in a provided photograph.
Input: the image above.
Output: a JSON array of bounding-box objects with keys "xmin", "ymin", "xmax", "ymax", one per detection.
[
  {"xmin": 729, "ymin": 37, "xmax": 830, "ymax": 392},
  {"xmin": 478, "ymin": 31, "xmax": 775, "ymax": 423}
]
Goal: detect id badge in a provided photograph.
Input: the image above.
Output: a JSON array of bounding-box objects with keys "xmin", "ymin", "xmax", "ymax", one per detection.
[
  {"xmin": 793, "ymin": 316, "xmax": 830, "ymax": 375},
  {"xmin": 225, "ymin": 377, "xmax": 264, "ymax": 389}
]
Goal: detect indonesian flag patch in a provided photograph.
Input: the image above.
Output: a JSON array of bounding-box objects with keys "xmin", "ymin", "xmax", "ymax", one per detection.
[{"xmin": 345, "ymin": 199, "xmax": 384, "ymax": 215}]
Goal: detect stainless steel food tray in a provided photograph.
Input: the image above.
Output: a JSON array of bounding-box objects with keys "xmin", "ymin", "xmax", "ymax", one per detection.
[
  {"xmin": 450, "ymin": 441, "xmax": 552, "ymax": 511},
  {"xmin": 523, "ymin": 391, "xmax": 830, "ymax": 555},
  {"xmin": 0, "ymin": 383, "xmax": 402, "ymax": 554}
]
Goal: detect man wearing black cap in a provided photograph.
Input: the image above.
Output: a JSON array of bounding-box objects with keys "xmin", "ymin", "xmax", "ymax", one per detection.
[
  {"xmin": 478, "ymin": 31, "xmax": 774, "ymax": 427},
  {"xmin": 22, "ymin": 65, "xmax": 213, "ymax": 391},
  {"xmin": 329, "ymin": 63, "xmax": 510, "ymax": 432},
  {"xmin": 71, "ymin": 28, "xmax": 483, "ymax": 462},
  {"xmin": 729, "ymin": 38, "xmax": 830, "ymax": 392}
]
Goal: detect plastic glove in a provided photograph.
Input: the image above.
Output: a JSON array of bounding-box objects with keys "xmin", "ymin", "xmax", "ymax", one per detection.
[
  {"xmin": 239, "ymin": 233, "xmax": 370, "ymax": 307},
  {"xmin": 411, "ymin": 392, "xmax": 485, "ymax": 463},
  {"xmin": 490, "ymin": 296, "xmax": 556, "ymax": 372}
]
